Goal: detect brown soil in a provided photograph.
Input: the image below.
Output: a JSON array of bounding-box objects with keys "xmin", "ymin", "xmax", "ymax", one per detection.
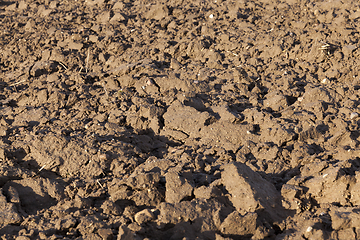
[{"xmin": 1, "ymin": 0, "xmax": 360, "ymax": 239}]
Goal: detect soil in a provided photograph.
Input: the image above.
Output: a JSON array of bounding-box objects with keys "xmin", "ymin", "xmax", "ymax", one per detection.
[{"xmin": 1, "ymin": 0, "xmax": 360, "ymax": 239}]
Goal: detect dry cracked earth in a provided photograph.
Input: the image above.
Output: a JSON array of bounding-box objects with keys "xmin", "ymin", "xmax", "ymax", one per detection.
[{"xmin": 2, "ymin": 0, "xmax": 360, "ymax": 239}]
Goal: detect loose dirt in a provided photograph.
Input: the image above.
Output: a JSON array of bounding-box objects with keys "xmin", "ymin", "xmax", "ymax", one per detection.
[{"xmin": 1, "ymin": 0, "xmax": 360, "ymax": 239}]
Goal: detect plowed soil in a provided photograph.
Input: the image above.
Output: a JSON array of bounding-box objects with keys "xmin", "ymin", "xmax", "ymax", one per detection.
[{"xmin": 2, "ymin": 0, "xmax": 360, "ymax": 239}]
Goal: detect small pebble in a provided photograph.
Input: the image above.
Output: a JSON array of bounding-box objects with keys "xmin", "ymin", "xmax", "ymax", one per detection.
[
  {"xmin": 321, "ymin": 78, "xmax": 328, "ymax": 84},
  {"xmin": 350, "ymin": 112, "xmax": 359, "ymax": 119},
  {"xmin": 134, "ymin": 209, "xmax": 154, "ymax": 224},
  {"xmin": 99, "ymin": 154, "xmax": 108, "ymax": 160}
]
